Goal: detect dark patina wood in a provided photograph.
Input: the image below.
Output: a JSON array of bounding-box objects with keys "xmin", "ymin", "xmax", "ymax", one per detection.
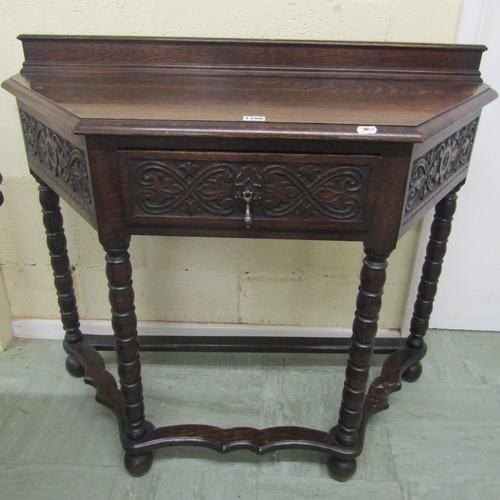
[
  {"xmin": 402, "ymin": 183, "xmax": 462, "ymax": 382},
  {"xmin": 2, "ymin": 35, "xmax": 497, "ymax": 481},
  {"xmin": 84, "ymin": 334, "xmax": 405, "ymax": 354},
  {"xmin": 103, "ymin": 237, "xmax": 153, "ymax": 475},
  {"xmin": 35, "ymin": 177, "xmax": 85, "ymax": 377},
  {"xmin": 330, "ymin": 249, "xmax": 389, "ymax": 480}
]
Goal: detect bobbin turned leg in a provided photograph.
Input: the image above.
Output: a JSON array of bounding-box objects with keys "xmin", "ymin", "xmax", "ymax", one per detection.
[
  {"xmin": 35, "ymin": 177, "xmax": 84, "ymax": 377},
  {"xmin": 104, "ymin": 237, "xmax": 152, "ymax": 476},
  {"xmin": 402, "ymin": 185, "xmax": 461, "ymax": 383},
  {"xmin": 328, "ymin": 249, "xmax": 389, "ymax": 481}
]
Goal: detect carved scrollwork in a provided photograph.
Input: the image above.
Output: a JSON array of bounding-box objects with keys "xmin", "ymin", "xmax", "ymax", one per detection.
[
  {"xmin": 260, "ymin": 165, "xmax": 366, "ymax": 220},
  {"xmin": 404, "ymin": 118, "xmax": 477, "ymax": 224},
  {"xmin": 131, "ymin": 158, "xmax": 369, "ymax": 222},
  {"xmin": 134, "ymin": 161, "xmax": 239, "ymax": 216},
  {"xmin": 19, "ymin": 110, "xmax": 94, "ymax": 215}
]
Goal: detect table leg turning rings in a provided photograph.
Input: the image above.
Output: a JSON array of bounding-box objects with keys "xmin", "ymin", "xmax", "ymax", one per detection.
[{"xmin": 35, "ymin": 174, "xmax": 460, "ymax": 481}]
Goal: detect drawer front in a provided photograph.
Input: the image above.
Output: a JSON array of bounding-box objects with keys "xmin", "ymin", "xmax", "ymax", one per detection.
[{"xmin": 118, "ymin": 151, "xmax": 380, "ymax": 234}]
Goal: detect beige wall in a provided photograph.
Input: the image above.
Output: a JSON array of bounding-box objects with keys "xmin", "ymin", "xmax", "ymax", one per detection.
[{"xmin": 0, "ymin": 1, "xmax": 463, "ymax": 333}]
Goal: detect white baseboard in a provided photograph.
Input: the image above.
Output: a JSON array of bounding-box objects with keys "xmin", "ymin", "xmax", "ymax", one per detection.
[{"xmin": 12, "ymin": 319, "xmax": 400, "ymax": 340}]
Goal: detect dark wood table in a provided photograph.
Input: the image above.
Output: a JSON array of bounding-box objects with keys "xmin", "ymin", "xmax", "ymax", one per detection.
[{"xmin": 2, "ymin": 35, "xmax": 496, "ymax": 481}]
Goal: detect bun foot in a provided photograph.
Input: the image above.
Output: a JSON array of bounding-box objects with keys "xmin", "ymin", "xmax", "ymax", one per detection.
[
  {"xmin": 327, "ymin": 457, "xmax": 357, "ymax": 482},
  {"xmin": 124, "ymin": 451, "xmax": 153, "ymax": 477},
  {"xmin": 65, "ymin": 355, "xmax": 85, "ymax": 378},
  {"xmin": 402, "ymin": 361, "xmax": 422, "ymax": 383}
]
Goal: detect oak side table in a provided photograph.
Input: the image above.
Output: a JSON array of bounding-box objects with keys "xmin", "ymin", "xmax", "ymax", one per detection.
[{"xmin": 2, "ymin": 35, "xmax": 497, "ymax": 481}]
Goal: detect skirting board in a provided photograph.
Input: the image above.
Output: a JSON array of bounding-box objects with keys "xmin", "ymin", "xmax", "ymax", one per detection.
[{"xmin": 13, "ymin": 319, "xmax": 400, "ymax": 341}]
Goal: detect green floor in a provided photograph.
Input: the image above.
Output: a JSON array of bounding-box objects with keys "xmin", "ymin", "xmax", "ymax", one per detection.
[{"xmin": 1, "ymin": 330, "xmax": 499, "ymax": 499}]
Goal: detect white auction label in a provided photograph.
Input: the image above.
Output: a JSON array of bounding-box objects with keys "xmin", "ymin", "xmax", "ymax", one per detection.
[
  {"xmin": 243, "ymin": 116, "xmax": 266, "ymax": 121},
  {"xmin": 357, "ymin": 125, "xmax": 377, "ymax": 135}
]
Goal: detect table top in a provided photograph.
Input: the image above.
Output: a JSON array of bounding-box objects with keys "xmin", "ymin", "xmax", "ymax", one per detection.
[{"xmin": 2, "ymin": 36, "xmax": 497, "ymax": 143}]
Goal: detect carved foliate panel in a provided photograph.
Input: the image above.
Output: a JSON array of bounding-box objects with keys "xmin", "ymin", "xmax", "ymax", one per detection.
[
  {"xmin": 403, "ymin": 118, "xmax": 478, "ymax": 225},
  {"xmin": 19, "ymin": 110, "xmax": 94, "ymax": 216},
  {"xmin": 127, "ymin": 157, "xmax": 371, "ymax": 223}
]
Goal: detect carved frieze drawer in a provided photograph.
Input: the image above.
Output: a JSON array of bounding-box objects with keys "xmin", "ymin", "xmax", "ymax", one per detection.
[{"xmin": 118, "ymin": 151, "xmax": 379, "ymax": 234}]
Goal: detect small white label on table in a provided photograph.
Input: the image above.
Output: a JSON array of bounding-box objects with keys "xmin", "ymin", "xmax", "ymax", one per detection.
[
  {"xmin": 243, "ymin": 116, "xmax": 266, "ymax": 121},
  {"xmin": 357, "ymin": 125, "xmax": 378, "ymax": 135}
]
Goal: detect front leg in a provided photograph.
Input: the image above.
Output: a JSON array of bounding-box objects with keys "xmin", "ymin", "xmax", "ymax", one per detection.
[
  {"xmin": 104, "ymin": 237, "xmax": 153, "ymax": 475},
  {"xmin": 328, "ymin": 249, "xmax": 390, "ymax": 481},
  {"xmin": 36, "ymin": 177, "xmax": 84, "ymax": 377}
]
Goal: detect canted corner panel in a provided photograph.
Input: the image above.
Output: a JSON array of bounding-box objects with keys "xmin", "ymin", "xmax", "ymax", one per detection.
[
  {"xmin": 122, "ymin": 154, "xmax": 373, "ymax": 226},
  {"xmin": 402, "ymin": 118, "xmax": 478, "ymax": 228},
  {"xmin": 19, "ymin": 109, "xmax": 95, "ymax": 218}
]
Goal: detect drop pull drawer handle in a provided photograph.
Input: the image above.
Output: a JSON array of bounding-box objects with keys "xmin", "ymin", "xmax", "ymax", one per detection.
[{"xmin": 233, "ymin": 177, "xmax": 262, "ymax": 229}]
